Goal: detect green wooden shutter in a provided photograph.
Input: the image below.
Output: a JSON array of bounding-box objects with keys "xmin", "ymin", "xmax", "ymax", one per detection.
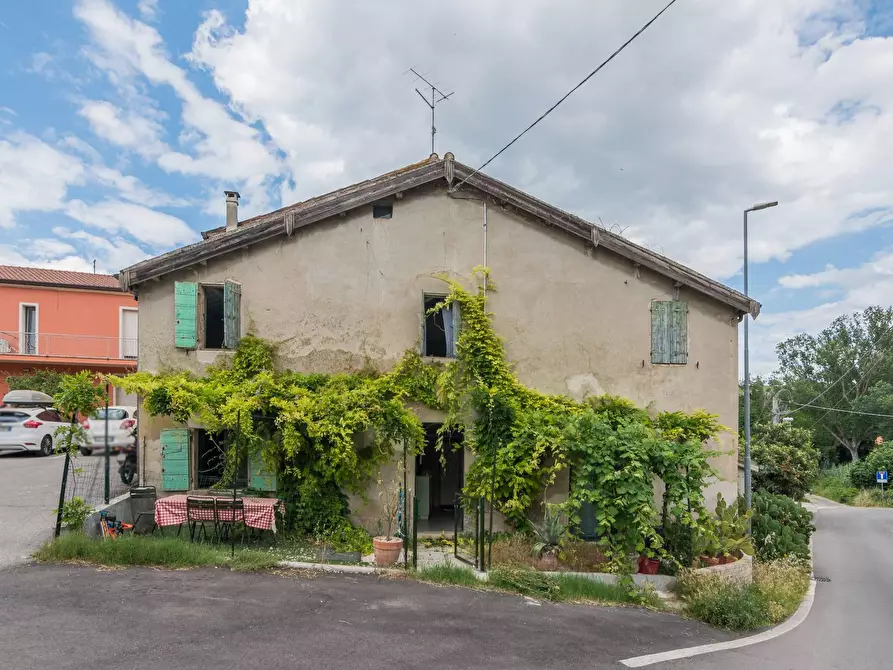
[
  {"xmin": 447, "ymin": 302, "xmax": 461, "ymax": 358},
  {"xmin": 249, "ymin": 452, "xmax": 276, "ymax": 491},
  {"xmin": 161, "ymin": 428, "xmax": 190, "ymax": 490},
  {"xmin": 174, "ymin": 282, "xmax": 198, "ymax": 349},
  {"xmin": 652, "ymin": 300, "xmax": 688, "ymax": 365},
  {"xmin": 651, "ymin": 301, "xmax": 670, "ymax": 364},
  {"xmin": 669, "ymin": 301, "xmax": 689, "ymax": 364},
  {"xmin": 223, "ymin": 280, "xmax": 242, "ymax": 350}
]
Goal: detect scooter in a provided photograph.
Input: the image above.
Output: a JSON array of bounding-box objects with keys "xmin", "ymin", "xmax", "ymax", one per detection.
[{"xmin": 118, "ymin": 443, "xmax": 138, "ymax": 485}]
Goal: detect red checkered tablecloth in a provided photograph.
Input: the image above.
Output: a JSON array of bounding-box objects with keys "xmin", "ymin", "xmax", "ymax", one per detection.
[{"xmin": 154, "ymin": 495, "xmax": 284, "ymax": 532}]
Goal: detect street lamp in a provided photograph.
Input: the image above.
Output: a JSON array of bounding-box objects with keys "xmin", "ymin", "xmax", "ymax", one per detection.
[{"xmin": 743, "ymin": 201, "xmax": 778, "ymax": 514}]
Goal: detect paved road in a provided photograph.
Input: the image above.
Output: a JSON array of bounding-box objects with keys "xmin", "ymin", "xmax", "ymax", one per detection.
[
  {"xmin": 0, "ymin": 452, "xmax": 120, "ymax": 568},
  {"xmin": 650, "ymin": 498, "xmax": 893, "ymax": 670},
  {"xmin": 0, "ymin": 565, "xmax": 733, "ymax": 670}
]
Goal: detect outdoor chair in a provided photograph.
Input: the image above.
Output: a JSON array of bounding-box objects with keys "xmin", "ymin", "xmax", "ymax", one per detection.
[
  {"xmin": 215, "ymin": 498, "xmax": 246, "ymax": 544},
  {"xmin": 129, "ymin": 486, "xmax": 157, "ymax": 535},
  {"xmin": 186, "ymin": 496, "xmax": 217, "ymax": 543}
]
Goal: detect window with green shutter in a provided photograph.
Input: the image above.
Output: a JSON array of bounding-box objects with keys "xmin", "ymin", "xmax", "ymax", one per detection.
[
  {"xmin": 223, "ymin": 279, "xmax": 242, "ymax": 349},
  {"xmin": 651, "ymin": 300, "xmax": 688, "ymax": 365},
  {"xmin": 161, "ymin": 428, "xmax": 190, "ymax": 490},
  {"xmin": 174, "ymin": 282, "xmax": 198, "ymax": 349}
]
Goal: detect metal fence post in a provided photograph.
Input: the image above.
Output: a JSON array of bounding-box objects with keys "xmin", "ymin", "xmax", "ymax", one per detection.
[
  {"xmin": 412, "ymin": 496, "xmax": 419, "ymax": 570},
  {"xmin": 54, "ymin": 452, "xmax": 70, "ymax": 538},
  {"xmin": 103, "ymin": 386, "xmax": 110, "ymax": 504}
]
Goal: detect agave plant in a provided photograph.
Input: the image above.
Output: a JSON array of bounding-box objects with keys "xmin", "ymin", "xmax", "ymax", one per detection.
[{"xmin": 531, "ymin": 504, "xmax": 568, "ymax": 557}]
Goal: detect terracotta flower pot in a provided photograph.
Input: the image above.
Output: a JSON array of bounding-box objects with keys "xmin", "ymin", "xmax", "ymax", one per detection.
[
  {"xmin": 700, "ymin": 555, "xmax": 720, "ymax": 567},
  {"xmin": 637, "ymin": 556, "xmax": 660, "ymax": 575},
  {"xmin": 373, "ymin": 536, "xmax": 404, "ymax": 567},
  {"xmin": 535, "ymin": 552, "xmax": 559, "ymax": 571}
]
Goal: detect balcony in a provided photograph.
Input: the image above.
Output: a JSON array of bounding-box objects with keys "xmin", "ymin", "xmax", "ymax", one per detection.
[{"xmin": 0, "ymin": 330, "xmax": 137, "ymax": 362}]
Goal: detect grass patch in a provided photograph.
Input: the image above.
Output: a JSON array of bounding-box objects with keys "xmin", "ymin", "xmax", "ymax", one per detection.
[
  {"xmin": 414, "ymin": 563, "xmax": 482, "ymax": 587},
  {"xmin": 490, "ymin": 534, "xmax": 610, "ymax": 573},
  {"xmin": 35, "ymin": 534, "xmax": 279, "ymax": 571},
  {"xmin": 677, "ymin": 557, "xmax": 810, "ymax": 631},
  {"xmin": 813, "ymin": 463, "xmax": 858, "ymax": 504},
  {"xmin": 550, "ymin": 573, "xmax": 664, "ymax": 608}
]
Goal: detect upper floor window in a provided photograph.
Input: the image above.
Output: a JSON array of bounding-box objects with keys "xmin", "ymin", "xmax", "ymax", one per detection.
[
  {"xmin": 651, "ymin": 300, "xmax": 688, "ymax": 365},
  {"xmin": 373, "ymin": 203, "xmax": 393, "ymax": 219},
  {"xmin": 423, "ymin": 294, "xmax": 459, "ymax": 358},
  {"xmin": 19, "ymin": 303, "xmax": 38, "ymax": 355},
  {"xmin": 174, "ymin": 280, "xmax": 241, "ymax": 351}
]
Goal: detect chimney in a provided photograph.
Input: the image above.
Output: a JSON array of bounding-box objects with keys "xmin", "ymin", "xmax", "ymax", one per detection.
[{"xmin": 225, "ymin": 190, "xmax": 240, "ymax": 232}]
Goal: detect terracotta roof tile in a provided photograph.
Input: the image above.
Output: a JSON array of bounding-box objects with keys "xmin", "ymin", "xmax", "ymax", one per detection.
[{"xmin": 0, "ymin": 265, "xmax": 123, "ymax": 291}]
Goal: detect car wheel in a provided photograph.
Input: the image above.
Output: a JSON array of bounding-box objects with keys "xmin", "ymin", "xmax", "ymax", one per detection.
[
  {"xmin": 79, "ymin": 447, "xmax": 93, "ymax": 456},
  {"xmin": 39, "ymin": 435, "xmax": 53, "ymax": 457}
]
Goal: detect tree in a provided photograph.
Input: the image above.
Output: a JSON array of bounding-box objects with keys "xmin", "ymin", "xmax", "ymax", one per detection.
[
  {"xmin": 775, "ymin": 306, "xmax": 893, "ymax": 462},
  {"xmin": 751, "ymin": 423, "xmax": 819, "ymax": 499},
  {"xmin": 4, "ymin": 370, "xmax": 65, "ymax": 398},
  {"xmin": 738, "ymin": 376, "xmax": 781, "ymax": 436}
]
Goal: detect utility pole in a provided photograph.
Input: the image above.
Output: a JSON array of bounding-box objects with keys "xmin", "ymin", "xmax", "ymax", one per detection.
[
  {"xmin": 771, "ymin": 394, "xmax": 780, "ymax": 425},
  {"xmin": 409, "ymin": 68, "xmax": 453, "ymax": 155}
]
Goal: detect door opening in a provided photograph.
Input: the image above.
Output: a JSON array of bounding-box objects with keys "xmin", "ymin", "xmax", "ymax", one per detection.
[{"xmin": 415, "ymin": 424, "xmax": 463, "ymax": 534}]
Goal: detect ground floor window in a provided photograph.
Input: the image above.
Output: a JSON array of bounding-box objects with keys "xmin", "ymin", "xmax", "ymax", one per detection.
[{"xmin": 195, "ymin": 429, "xmax": 247, "ymax": 489}]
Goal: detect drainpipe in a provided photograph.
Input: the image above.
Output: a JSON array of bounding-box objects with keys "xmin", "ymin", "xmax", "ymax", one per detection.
[{"xmin": 483, "ymin": 200, "xmax": 488, "ymax": 290}]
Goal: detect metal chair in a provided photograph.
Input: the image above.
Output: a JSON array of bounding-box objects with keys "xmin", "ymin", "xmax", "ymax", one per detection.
[
  {"xmin": 186, "ymin": 496, "xmax": 217, "ymax": 542},
  {"xmin": 215, "ymin": 498, "xmax": 246, "ymax": 544},
  {"xmin": 129, "ymin": 486, "xmax": 157, "ymax": 535}
]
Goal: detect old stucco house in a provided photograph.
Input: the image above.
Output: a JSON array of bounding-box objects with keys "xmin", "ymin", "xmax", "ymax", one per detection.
[{"xmin": 120, "ymin": 153, "xmax": 758, "ymax": 529}]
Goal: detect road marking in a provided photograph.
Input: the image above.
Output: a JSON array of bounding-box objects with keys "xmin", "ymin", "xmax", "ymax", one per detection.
[{"xmin": 618, "ymin": 580, "xmax": 816, "ymax": 667}]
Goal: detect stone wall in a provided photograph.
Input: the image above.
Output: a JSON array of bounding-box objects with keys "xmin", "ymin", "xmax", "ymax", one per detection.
[{"xmin": 692, "ymin": 553, "xmax": 753, "ymax": 584}]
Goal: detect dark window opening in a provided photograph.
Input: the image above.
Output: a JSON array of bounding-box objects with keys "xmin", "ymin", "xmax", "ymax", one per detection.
[
  {"xmin": 196, "ymin": 429, "xmax": 248, "ymax": 489},
  {"xmin": 415, "ymin": 424, "xmax": 464, "ymax": 531},
  {"xmin": 423, "ymin": 295, "xmax": 447, "ymax": 357},
  {"xmin": 373, "ymin": 203, "xmax": 393, "ymax": 219},
  {"xmin": 203, "ymin": 285, "xmax": 225, "ymax": 349}
]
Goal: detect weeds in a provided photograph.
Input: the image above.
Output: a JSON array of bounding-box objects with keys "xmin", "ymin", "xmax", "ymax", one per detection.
[
  {"xmin": 812, "ymin": 463, "xmax": 858, "ymax": 504},
  {"xmin": 677, "ymin": 557, "xmax": 810, "ymax": 631},
  {"xmin": 489, "ymin": 566, "xmax": 561, "ymax": 599},
  {"xmin": 414, "ymin": 563, "xmax": 482, "ymax": 587}
]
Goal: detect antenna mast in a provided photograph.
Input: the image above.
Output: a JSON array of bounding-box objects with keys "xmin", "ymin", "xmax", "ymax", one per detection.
[{"xmin": 409, "ymin": 68, "xmax": 453, "ymax": 155}]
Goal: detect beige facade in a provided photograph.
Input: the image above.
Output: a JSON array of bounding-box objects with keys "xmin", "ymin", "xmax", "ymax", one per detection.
[{"xmin": 132, "ymin": 175, "xmax": 742, "ymax": 528}]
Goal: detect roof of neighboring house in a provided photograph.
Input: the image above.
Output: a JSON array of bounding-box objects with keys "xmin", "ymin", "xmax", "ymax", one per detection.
[
  {"xmin": 0, "ymin": 265, "xmax": 124, "ymax": 292},
  {"xmin": 120, "ymin": 153, "xmax": 760, "ymax": 317}
]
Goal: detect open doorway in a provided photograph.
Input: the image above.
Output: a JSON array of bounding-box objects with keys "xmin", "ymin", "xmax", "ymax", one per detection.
[{"xmin": 415, "ymin": 424, "xmax": 463, "ymax": 533}]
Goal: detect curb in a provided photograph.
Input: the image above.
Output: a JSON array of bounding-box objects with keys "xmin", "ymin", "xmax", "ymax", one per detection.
[
  {"xmin": 277, "ymin": 560, "xmax": 401, "ymax": 576},
  {"xmin": 619, "ymin": 580, "xmax": 816, "ymax": 667}
]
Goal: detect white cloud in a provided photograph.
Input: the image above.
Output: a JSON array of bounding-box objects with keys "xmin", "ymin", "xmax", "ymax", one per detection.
[
  {"xmin": 78, "ymin": 99, "xmax": 166, "ymax": 156},
  {"xmin": 67, "ymin": 230, "xmax": 152, "ymax": 271},
  {"xmin": 30, "ymin": 239, "xmax": 78, "ymax": 257},
  {"xmin": 0, "ymin": 245, "xmax": 94, "ymax": 273},
  {"xmin": 65, "ymin": 199, "xmax": 197, "ymax": 249},
  {"xmin": 137, "ymin": 0, "xmax": 158, "ymax": 21},
  {"xmin": 74, "ymin": 0, "xmax": 282, "ymax": 190},
  {"xmin": 0, "ymin": 133, "xmax": 86, "ymax": 228},
  {"xmin": 89, "ymin": 165, "xmax": 192, "ymax": 208}
]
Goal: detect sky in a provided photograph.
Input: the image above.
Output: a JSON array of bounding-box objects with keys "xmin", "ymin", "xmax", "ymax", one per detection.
[{"xmin": 0, "ymin": 0, "xmax": 891, "ymax": 376}]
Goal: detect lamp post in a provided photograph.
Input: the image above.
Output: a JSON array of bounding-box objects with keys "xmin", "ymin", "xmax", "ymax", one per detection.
[{"xmin": 743, "ymin": 201, "xmax": 778, "ymax": 513}]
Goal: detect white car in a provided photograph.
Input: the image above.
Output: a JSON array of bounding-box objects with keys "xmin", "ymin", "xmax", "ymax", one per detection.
[
  {"xmin": 80, "ymin": 406, "xmax": 138, "ymax": 456},
  {"xmin": 0, "ymin": 406, "xmax": 68, "ymax": 456}
]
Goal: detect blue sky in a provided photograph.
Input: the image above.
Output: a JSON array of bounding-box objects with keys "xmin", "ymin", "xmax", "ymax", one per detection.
[{"xmin": 1, "ymin": 0, "xmax": 891, "ymax": 376}]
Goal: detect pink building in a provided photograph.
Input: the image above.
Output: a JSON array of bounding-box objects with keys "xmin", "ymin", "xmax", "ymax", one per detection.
[{"xmin": 0, "ymin": 266, "xmax": 138, "ymax": 400}]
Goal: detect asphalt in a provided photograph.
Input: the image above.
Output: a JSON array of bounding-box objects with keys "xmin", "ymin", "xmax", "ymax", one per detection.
[
  {"xmin": 0, "ymin": 565, "xmax": 734, "ymax": 669},
  {"xmin": 649, "ymin": 497, "xmax": 893, "ymax": 670},
  {"xmin": 0, "ymin": 452, "xmax": 66, "ymax": 567}
]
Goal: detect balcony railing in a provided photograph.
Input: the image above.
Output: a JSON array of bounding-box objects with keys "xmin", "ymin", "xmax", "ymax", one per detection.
[{"xmin": 0, "ymin": 330, "xmax": 137, "ymax": 361}]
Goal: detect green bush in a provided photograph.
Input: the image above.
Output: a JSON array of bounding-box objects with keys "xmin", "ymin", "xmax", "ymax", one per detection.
[
  {"xmin": 56, "ymin": 497, "xmax": 93, "ymax": 531},
  {"xmin": 812, "ymin": 463, "xmax": 858, "ymax": 503},
  {"xmin": 320, "ymin": 521, "xmax": 373, "ymax": 554},
  {"xmin": 752, "ymin": 424, "xmax": 819, "ymax": 499},
  {"xmin": 752, "ymin": 492, "xmax": 814, "ymax": 561},
  {"xmin": 850, "ymin": 445, "xmax": 893, "ymax": 489}
]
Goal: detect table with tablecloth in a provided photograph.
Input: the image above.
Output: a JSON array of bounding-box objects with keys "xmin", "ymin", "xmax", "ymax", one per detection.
[{"xmin": 154, "ymin": 495, "xmax": 284, "ymax": 533}]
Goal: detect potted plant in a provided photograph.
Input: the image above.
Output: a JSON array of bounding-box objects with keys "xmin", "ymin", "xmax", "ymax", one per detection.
[
  {"xmin": 714, "ymin": 494, "xmax": 753, "ymax": 564},
  {"xmin": 637, "ymin": 523, "xmax": 662, "ymax": 575},
  {"xmin": 372, "ymin": 465, "xmax": 404, "ymax": 567},
  {"xmin": 531, "ymin": 504, "xmax": 567, "ymax": 571},
  {"xmin": 693, "ymin": 515, "xmax": 721, "ymax": 567}
]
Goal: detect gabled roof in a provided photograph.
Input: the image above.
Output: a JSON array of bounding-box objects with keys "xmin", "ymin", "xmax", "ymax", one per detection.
[
  {"xmin": 0, "ymin": 265, "xmax": 123, "ymax": 292},
  {"xmin": 120, "ymin": 154, "xmax": 759, "ymax": 317}
]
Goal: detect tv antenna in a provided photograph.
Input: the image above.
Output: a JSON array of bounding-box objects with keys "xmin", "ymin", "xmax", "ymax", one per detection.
[{"xmin": 409, "ymin": 68, "xmax": 453, "ymax": 155}]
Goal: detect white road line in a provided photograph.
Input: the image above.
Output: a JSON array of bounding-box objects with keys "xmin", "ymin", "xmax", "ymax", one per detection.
[{"xmin": 618, "ymin": 580, "xmax": 817, "ymax": 667}]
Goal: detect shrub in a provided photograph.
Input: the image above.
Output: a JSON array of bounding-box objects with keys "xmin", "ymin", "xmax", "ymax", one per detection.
[
  {"xmin": 752, "ymin": 492, "xmax": 814, "ymax": 561},
  {"xmin": 319, "ymin": 521, "xmax": 373, "ymax": 554},
  {"xmin": 754, "ymin": 557, "xmax": 811, "ymax": 623},
  {"xmin": 813, "ymin": 463, "xmax": 858, "ymax": 503},
  {"xmin": 752, "ymin": 423, "xmax": 819, "ymax": 499},
  {"xmin": 852, "ymin": 488, "xmax": 892, "ymax": 507},
  {"xmin": 850, "ymin": 445, "xmax": 893, "ymax": 489},
  {"xmin": 56, "ymin": 497, "xmax": 93, "ymax": 531},
  {"xmin": 559, "ymin": 539, "xmax": 609, "ymax": 572},
  {"xmin": 491, "ymin": 533, "xmax": 537, "ymax": 568}
]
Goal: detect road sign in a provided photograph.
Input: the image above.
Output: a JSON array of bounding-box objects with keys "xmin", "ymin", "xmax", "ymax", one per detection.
[{"xmin": 878, "ymin": 471, "xmax": 888, "ymax": 484}]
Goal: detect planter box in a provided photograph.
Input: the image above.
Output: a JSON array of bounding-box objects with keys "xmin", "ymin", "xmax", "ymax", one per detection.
[{"xmin": 692, "ymin": 553, "xmax": 753, "ymax": 584}]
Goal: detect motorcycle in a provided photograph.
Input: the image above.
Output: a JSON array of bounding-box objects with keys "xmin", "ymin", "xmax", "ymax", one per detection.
[{"xmin": 117, "ymin": 443, "xmax": 138, "ymax": 485}]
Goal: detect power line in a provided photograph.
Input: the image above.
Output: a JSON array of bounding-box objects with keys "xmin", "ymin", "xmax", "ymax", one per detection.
[
  {"xmin": 788, "ymin": 402, "xmax": 893, "ymax": 419},
  {"xmin": 450, "ymin": 0, "xmax": 681, "ymax": 192}
]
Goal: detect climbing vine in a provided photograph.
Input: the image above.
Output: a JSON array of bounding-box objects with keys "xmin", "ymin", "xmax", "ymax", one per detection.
[{"xmin": 111, "ymin": 268, "xmax": 726, "ymax": 557}]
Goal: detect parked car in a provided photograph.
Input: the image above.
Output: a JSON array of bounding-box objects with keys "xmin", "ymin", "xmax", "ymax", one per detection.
[
  {"xmin": 80, "ymin": 406, "xmax": 138, "ymax": 456},
  {"xmin": 0, "ymin": 405, "xmax": 68, "ymax": 456}
]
